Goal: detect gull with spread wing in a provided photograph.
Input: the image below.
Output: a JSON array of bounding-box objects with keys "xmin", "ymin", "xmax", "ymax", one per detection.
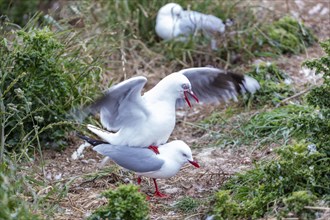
[{"xmin": 86, "ymin": 67, "xmax": 260, "ymax": 153}]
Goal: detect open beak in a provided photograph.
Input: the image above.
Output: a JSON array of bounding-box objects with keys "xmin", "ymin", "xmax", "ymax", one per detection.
[
  {"xmin": 184, "ymin": 90, "xmax": 199, "ymax": 108},
  {"xmin": 188, "ymin": 160, "xmax": 200, "ymax": 168}
]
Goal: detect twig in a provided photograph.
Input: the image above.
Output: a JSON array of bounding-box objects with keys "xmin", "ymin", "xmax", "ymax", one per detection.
[
  {"xmin": 79, "ymin": 176, "xmax": 99, "ymax": 186},
  {"xmin": 276, "ymin": 88, "xmax": 311, "ymax": 107},
  {"xmin": 184, "ymin": 213, "xmax": 204, "ymax": 219},
  {"xmin": 304, "ymin": 206, "xmax": 330, "ymax": 211}
]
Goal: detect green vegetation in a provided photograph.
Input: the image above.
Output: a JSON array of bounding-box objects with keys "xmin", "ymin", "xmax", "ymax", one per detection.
[
  {"xmin": 0, "ymin": 0, "xmax": 40, "ymax": 26},
  {"xmin": 57, "ymin": 0, "xmax": 315, "ymax": 69},
  {"xmin": 246, "ymin": 62, "xmax": 294, "ymax": 106},
  {"xmin": 300, "ymin": 39, "xmax": 330, "ymax": 153},
  {"xmin": 0, "ymin": 160, "xmax": 41, "ymax": 220},
  {"xmin": 0, "ymin": 25, "xmax": 102, "ymax": 151},
  {"xmin": 0, "ymin": 0, "xmax": 326, "ymax": 219},
  {"xmin": 88, "ymin": 184, "xmax": 149, "ymax": 220},
  {"xmin": 211, "ymin": 39, "xmax": 330, "ymax": 218},
  {"xmin": 212, "ymin": 142, "xmax": 329, "ymax": 219},
  {"xmin": 283, "ymin": 191, "xmax": 318, "ymax": 218},
  {"xmin": 264, "ymin": 16, "xmax": 316, "ymax": 54},
  {"xmin": 174, "ymin": 196, "xmax": 200, "ymax": 213},
  {"xmin": 240, "ymin": 104, "xmax": 312, "ymax": 145}
]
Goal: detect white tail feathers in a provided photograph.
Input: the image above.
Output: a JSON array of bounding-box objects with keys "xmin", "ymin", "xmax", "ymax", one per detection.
[{"xmin": 243, "ymin": 76, "xmax": 260, "ymax": 94}]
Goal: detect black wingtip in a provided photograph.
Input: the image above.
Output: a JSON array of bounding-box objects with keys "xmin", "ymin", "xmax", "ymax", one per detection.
[{"xmin": 76, "ymin": 133, "xmax": 108, "ymax": 146}]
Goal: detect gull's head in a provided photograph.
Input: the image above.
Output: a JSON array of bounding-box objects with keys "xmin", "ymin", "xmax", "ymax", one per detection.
[
  {"xmin": 158, "ymin": 3, "xmax": 183, "ymax": 18},
  {"xmin": 151, "ymin": 73, "xmax": 199, "ymax": 107},
  {"xmin": 169, "ymin": 73, "xmax": 199, "ymax": 108},
  {"xmin": 167, "ymin": 140, "xmax": 200, "ymax": 168}
]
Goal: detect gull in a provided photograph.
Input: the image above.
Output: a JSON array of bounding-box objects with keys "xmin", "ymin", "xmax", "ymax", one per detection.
[
  {"xmin": 86, "ymin": 67, "xmax": 260, "ymax": 153},
  {"xmin": 155, "ymin": 2, "xmax": 233, "ymax": 49},
  {"xmin": 78, "ymin": 134, "xmax": 200, "ymax": 197}
]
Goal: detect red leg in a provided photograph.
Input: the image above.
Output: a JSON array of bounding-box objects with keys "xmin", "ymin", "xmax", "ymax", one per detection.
[
  {"xmin": 152, "ymin": 178, "xmax": 168, "ymax": 198},
  {"xmin": 137, "ymin": 176, "xmax": 142, "ymax": 185},
  {"xmin": 148, "ymin": 145, "xmax": 160, "ymax": 154},
  {"xmin": 137, "ymin": 177, "xmax": 150, "ymax": 200}
]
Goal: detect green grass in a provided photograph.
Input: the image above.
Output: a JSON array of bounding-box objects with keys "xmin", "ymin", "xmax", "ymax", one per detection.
[
  {"xmin": 245, "ymin": 62, "xmax": 295, "ymax": 107},
  {"xmin": 174, "ymin": 196, "xmax": 201, "ymax": 213},
  {"xmin": 0, "ymin": 160, "xmax": 42, "ymax": 220}
]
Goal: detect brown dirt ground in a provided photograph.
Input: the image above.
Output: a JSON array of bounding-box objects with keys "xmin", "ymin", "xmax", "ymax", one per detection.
[{"xmin": 30, "ymin": 0, "xmax": 329, "ymax": 219}]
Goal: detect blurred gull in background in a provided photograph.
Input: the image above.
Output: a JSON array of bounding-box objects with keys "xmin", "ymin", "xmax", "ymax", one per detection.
[{"xmin": 155, "ymin": 2, "xmax": 233, "ymax": 49}]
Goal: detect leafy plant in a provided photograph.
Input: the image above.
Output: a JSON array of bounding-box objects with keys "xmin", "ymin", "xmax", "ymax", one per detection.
[
  {"xmin": 282, "ymin": 191, "xmax": 317, "ymax": 218},
  {"xmin": 0, "ymin": 26, "xmax": 102, "ymax": 152},
  {"xmin": 212, "ymin": 190, "xmax": 239, "ymax": 220},
  {"xmin": 304, "ymin": 39, "xmax": 330, "ymax": 109},
  {"xmin": 211, "ymin": 142, "xmax": 329, "ymax": 219},
  {"xmin": 88, "ymin": 184, "xmax": 149, "ymax": 220},
  {"xmin": 296, "ymin": 39, "xmax": 330, "ymax": 153}
]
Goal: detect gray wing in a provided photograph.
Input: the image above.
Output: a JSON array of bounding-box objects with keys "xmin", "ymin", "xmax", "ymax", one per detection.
[
  {"xmin": 93, "ymin": 144, "xmax": 164, "ymax": 173},
  {"xmin": 179, "ymin": 11, "xmax": 225, "ymax": 35},
  {"xmin": 89, "ymin": 76, "xmax": 149, "ymax": 131},
  {"xmin": 176, "ymin": 67, "xmax": 260, "ymax": 107},
  {"xmin": 178, "ymin": 11, "xmax": 199, "ymax": 35}
]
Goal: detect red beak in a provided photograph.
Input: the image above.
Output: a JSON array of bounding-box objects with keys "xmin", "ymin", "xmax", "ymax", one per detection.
[
  {"xmin": 184, "ymin": 90, "xmax": 199, "ymax": 108},
  {"xmin": 188, "ymin": 160, "xmax": 200, "ymax": 168}
]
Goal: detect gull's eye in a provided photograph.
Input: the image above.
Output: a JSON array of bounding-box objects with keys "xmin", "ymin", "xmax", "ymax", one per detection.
[
  {"xmin": 182, "ymin": 153, "xmax": 187, "ymax": 157},
  {"xmin": 181, "ymin": 84, "xmax": 189, "ymax": 90}
]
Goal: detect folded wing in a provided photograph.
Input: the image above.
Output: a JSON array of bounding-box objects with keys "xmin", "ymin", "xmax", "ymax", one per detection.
[
  {"xmin": 179, "ymin": 11, "xmax": 226, "ymax": 35},
  {"xmin": 93, "ymin": 144, "xmax": 165, "ymax": 173}
]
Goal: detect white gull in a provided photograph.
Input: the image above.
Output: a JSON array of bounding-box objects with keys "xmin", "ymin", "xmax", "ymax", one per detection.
[
  {"xmin": 155, "ymin": 3, "xmax": 233, "ymax": 49},
  {"xmin": 78, "ymin": 134, "xmax": 199, "ymax": 197}
]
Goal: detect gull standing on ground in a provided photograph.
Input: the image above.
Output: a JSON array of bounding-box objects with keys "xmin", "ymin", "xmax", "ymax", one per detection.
[
  {"xmin": 78, "ymin": 134, "xmax": 200, "ymax": 197},
  {"xmin": 85, "ymin": 67, "xmax": 260, "ymax": 153},
  {"xmin": 155, "ymin": 2, "xmax": 233, "ymax": 49}
]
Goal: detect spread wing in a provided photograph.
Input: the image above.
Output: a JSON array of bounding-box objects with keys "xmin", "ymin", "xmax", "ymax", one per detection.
[
  {"xmin": 89, "ymin": 76, "xmax": 149, "ymax": 131},
  {"xmin": 176, "ymin": 67, "xmax": 260, "ymax": 107},
  {"xmin": 93, "ymin": 144, "xmax": 165, "ymax": 173}
]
